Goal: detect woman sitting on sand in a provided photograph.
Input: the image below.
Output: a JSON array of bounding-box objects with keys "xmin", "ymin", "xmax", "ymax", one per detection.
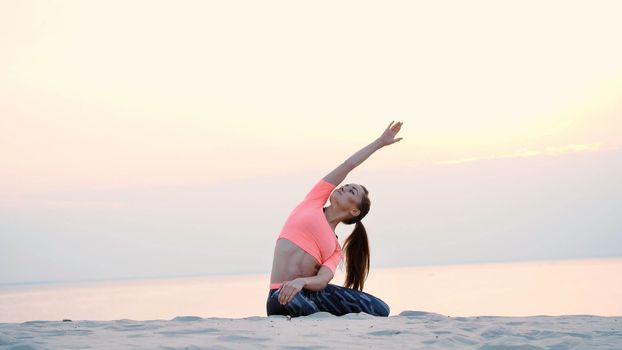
[{"xmin": 267, "ymin": 121, "xmax": 404, "ymax": 317}]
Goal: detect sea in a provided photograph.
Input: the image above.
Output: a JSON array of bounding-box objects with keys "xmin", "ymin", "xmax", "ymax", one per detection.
[{"xmin": 1, "ymin": 257, "xmax": 620, "ymax": 322}]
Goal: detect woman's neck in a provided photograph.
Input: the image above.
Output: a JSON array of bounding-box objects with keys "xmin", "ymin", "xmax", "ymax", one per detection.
[{"xmin": 323, "ymin": 205, "xmax": 346, "ymax": 231}]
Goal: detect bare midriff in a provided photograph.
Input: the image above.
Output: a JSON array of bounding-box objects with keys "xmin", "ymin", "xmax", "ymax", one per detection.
[{"xmin": 269, "ymin": 238, "xmax": 321, "ymax": 289}]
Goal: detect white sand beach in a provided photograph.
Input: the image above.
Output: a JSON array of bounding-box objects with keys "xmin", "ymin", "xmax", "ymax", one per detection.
[
  {"xmin": 1, "ymin": 258, "xmax": 621, "ymax": 349},
  {"xmin": 1, "ymin": 311, "xmax": 621, "ymax": 350}
]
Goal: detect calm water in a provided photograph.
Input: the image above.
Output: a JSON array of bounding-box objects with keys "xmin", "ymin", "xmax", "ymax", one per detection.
[{"xmin": 1, "ymin": 257, "xmax": 620, "ymax": 322}]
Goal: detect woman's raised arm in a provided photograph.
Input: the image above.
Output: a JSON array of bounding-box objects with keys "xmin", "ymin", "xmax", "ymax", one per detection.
[{"xmin": 323, "ymin": 121, "xmax": 403, "ymax": 186}]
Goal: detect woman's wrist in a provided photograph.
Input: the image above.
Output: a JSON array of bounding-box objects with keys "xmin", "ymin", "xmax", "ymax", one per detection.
[{"xmin": 374, "ymin": 138, "xmax": 386, "ymax": 149}]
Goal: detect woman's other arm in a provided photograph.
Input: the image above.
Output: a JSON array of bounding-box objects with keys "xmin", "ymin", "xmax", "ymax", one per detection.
[
  {"xmin": 301, "ymin": 266, "xmax": 333, "ymax": 291},
  {"xmin": 324, "ymin": 121, "xmax": 404, "ymax": 186},
  {"xmin": 277, "ymin": 267, "xmax": 334, "ymax": 304}
]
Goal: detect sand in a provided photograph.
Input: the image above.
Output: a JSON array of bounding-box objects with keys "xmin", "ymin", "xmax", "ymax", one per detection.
[{"xmin": 1, "ymin": 311, "xmax": 620, "ymax": 350}]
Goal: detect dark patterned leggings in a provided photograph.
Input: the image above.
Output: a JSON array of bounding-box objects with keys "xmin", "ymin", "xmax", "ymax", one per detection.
[{"xmin": 266, "ymin": 283, "xmax": 390, "ymax": 317}]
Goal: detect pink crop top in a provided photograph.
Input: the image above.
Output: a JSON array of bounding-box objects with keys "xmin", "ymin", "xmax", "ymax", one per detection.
[{"xmin": 269, "ymin": 178, "xmax": 343, "ymax": 289}]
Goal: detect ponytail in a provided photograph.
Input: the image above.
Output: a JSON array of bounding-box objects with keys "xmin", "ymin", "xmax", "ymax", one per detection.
[
  {"xmin": 330, "ymin": 183, "xmax": 371, "ymax": 291},
  {"xmin": 343, "ymin": 220, "xmax": 370, "ymax": 291}
]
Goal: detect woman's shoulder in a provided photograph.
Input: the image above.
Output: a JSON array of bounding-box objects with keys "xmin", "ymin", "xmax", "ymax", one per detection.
[{"xmin": 302, "ymin": 178, "xmax": 336, "ymax": 204}]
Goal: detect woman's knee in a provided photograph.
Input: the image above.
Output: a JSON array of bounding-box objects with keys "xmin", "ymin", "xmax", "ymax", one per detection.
[
  {"xmin": 376, "ymin": 298, "xmax": 390, "ymax": 317},
  {"xmin": 348, "ymin": 289, "xmax": 391, "ymax": 317},
  {"xmin": 266, "ymin": 290, "xmax": 288, "ymax": 316}
]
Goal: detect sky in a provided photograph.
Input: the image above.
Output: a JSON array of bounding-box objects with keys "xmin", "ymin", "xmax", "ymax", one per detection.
[{"xmin": 1, "ymin": 0, "xmax": 621, "ymax": 285}]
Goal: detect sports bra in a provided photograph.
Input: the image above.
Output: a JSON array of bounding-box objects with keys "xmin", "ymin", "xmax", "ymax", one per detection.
[{"xmin": 269, "ymin": 177, "xmax": 343, "ymax": 289}]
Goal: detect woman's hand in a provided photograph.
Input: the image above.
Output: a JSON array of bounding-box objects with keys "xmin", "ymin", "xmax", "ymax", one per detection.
[
  {"xmin": 278, "ymin": 278, "xmax": 306, "ymax": 305},
  {"xmin": 377, "ymin": 120, "xmax": 404, "ymax": 147}
]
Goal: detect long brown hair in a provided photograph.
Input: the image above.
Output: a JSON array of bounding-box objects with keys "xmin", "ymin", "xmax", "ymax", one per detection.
[{"xmin": 341, "ymin": 185, "xmax": 371, "ymax": 291}]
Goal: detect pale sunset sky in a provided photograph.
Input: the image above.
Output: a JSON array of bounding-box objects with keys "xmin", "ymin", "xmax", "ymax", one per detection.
[{"xmin": 1, "ymin": 0, "xmax": 621, "ymax": 285}]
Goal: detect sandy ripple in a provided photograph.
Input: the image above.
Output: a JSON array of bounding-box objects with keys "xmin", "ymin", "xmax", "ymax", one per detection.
[{"xmin": 0, "ymin": 311, "xmax": 620, "ymax": 349}]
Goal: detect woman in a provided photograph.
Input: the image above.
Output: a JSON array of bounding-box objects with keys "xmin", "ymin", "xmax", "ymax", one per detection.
[{"xmin": 267, "ymin": 121, "xmax": 404, "ymax": 317}]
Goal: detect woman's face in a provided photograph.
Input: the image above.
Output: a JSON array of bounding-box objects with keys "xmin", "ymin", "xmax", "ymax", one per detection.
[{"xmin": 331, "ymin": 183, "xmax": 364, "ymax": 212}]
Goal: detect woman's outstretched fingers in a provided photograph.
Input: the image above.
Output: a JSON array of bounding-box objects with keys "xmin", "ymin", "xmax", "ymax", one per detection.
[
  {"xmin": 379, "ymin": 120, "xmax": 404, "ymax": 146},
  {"xmin": 393, "ymin": 121, "xmax": 402, "ymax": 133}
]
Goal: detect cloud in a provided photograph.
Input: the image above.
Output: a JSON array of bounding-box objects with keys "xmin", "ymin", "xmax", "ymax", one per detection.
[
  {"xmin": 0, "ymin": 197, "xmax": 128, "ymax": 211},
  {"xmin": 435, "ymin": 143, "xmax": 616, "ymax": 165}
]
